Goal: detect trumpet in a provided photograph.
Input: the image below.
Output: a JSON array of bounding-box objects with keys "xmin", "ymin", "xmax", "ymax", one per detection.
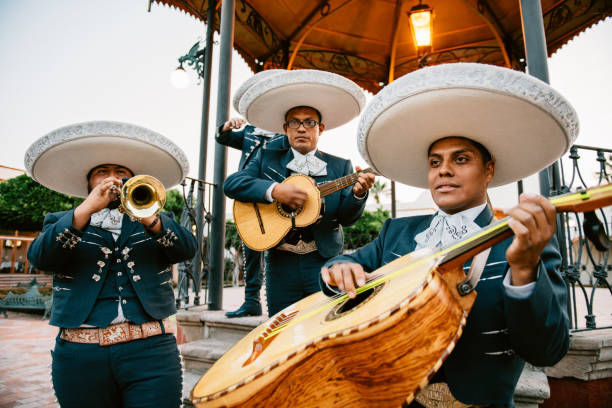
[{"xmin": 116, "ymin": 175, "xmax": 166, "ymax": 220}]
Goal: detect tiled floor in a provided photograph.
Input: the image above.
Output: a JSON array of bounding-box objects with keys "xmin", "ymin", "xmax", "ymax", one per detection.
[
  {"xmin": 0, "ymin": 285, "xmax": 609, "ymax": 407},
  {"xmin": 0, "ymin": 311, "xmax": 58, "ymax": 408},
  {"xmin": 0, "ymin": 286, "xmax": 254, "ymax": 408}
]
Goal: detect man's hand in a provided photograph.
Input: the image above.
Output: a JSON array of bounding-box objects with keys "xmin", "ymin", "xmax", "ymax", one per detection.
[
  {"xmin": 222, "ymin": 117, "xmax": 246, "ymax": 132},
  {"xmin": 321, "ymin": 263, "xmax": 378, "ymax": 298},
  {"xmin": 271, "ymin": 183, "xmax": 308, "ymax": 210},
  {"xmin": 505, "ymin": 193, "xmax": 557, "ymax": 286},
  {"xmin": 73, "ymin": 177, "xmax": 123, "ymax": 230},
  {"xmin": 353, "ymin": 166, "xmax": 375, "ymax": 198}
]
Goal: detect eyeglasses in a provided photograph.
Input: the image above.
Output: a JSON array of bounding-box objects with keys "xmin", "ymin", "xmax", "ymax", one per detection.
[{"xmin": 286, "ymin": 119, "xmax": 319, "ymax": 129}]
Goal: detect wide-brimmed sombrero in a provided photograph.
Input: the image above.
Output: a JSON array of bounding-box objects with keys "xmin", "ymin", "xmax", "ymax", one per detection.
[
  {"xmin": 239, "ymin": 69, "xmax": 366, "ymax": 133},
  {"xmin": 232, "ymin": 69, "xmax": 285, "ymax": 115},
  {"xmin": 24, "ymin": 121, "xmax": 189, "ymax": 198},
  {"xmin": 357, "ymin": 62, "xmax": 579, "ymax": 188}
]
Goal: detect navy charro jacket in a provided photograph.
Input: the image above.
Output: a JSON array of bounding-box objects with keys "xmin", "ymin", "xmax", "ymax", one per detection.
[
  {"xmin": 216, "ymin": 124, "xmax": 288, "ymax": 170},
  {"xmin": 322, "ymin": 206, "xmax": 569, "ymax": 405},
  {"xmin": 27, "ymin": 210, "xmax": 197, "ymax": 328},
  {"xmin": 223, "ymin": 147, "xmax": 367, "ymax": 259}
]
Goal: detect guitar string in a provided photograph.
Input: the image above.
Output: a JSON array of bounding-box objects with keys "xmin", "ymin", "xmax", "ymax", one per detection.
[{"xmin": 263, "ymin": 184, "xmax": 612, "ymax": 339}]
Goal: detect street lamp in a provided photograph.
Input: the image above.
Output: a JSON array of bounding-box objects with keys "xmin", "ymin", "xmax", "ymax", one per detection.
[
  {"xmin": 170, "ymin": 67, "xmax": 190, "ymax": 89},
  {"xmin": 408, "ymin": 1, "xmax": 434, "ymax": 50},
  {"xmin": 171, "ymin": 41, "xmax": 206, "ymax": 89}
]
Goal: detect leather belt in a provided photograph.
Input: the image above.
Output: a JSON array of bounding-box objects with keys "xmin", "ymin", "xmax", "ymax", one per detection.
[
  {"xmin": 276, "ymin": 239, "xmax": 317, "ymax": 254},
  {"xmin": 60, "ymin": 319, "xmax": 175, "ymax": 346},
  {"xmin": 414, "ymin": 383, "xmax": 489, "ymax": 408}
]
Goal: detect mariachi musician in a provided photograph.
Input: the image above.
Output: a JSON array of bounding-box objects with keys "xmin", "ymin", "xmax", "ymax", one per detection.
[
  {"xmin": 223, "ymin": 69, "xmax": 376, "ymax": 317},
  {"xmin": 321, "ymin": 63, "xmax": 573, "ymax": 407},
  {"xmin": 217, "ymin": 70, "xmax": 288, "ymax": 318},
  {"xmin": 25, "ymin": 121, "xmax": 196, "ymax": 408}
]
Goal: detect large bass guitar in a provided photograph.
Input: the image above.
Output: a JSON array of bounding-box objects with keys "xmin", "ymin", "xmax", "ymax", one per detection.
[
  {"xmin": 193, "ymin": 184, "xmax": 612, "ymax": 408},
  {"xmin": 233, "ymin": 168, "xmax": 375, "ymax": 251}
]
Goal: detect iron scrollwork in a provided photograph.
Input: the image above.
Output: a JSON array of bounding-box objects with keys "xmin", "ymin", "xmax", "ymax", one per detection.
[
  {"xmin": 556, "ymin": 144, "xmax": 611, "ymax": 330},
  {"xmin": 237, "ymin": 0, "xmax": 282, "ymax": 52}
]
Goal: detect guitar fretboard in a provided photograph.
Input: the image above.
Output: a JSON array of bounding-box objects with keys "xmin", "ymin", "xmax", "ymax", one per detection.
[{"xmin": 317, "ymin": 168, "xmax": 375, "ymax": 197}]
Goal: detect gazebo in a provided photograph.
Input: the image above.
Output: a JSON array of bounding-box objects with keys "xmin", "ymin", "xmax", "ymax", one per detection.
[
  {"xmin": 153, "ymin": 0, "xmax": 610, "ymax": 311},
  {"xmin": 154, "ymin": 0, "xmax": 610, "ymax": 93}
]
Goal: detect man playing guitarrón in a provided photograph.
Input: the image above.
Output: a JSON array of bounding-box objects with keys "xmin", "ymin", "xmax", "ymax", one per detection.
[
  {"xmin": 321, "ymin": 63, "xmax": 575, "ymax": 407},
  {"xmin": 224, "ymin": 69, "xmax": 375, "ymax": 317}
]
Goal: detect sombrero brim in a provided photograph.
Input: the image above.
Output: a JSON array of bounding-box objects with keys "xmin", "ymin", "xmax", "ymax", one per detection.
[
  {"xmin": 358, "ymin": 63, "xmax": 579, "ymax": 188},
  {"xmin": 232, "ymin": 69, "xmax": 285, "ymax": 114},
  {"xmin": 24, "ymin": 121, "xmax": 189, "ymax": 198},
  {"xmin": 239, "ymin": 69, "xmax": 365, "ymax": 133}
]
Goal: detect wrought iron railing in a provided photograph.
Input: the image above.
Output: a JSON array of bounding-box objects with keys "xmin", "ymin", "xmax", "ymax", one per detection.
[
  {"xmin": 554, "ymin": 144, "xmax": 611, "ymax": 331},
  {"xmin": 176, "ymin": 177, "xmax": 215, "ymax": 309}
]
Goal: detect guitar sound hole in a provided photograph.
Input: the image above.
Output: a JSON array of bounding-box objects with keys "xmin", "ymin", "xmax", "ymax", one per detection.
[
  {"xmin": 325, "ymin": 283, "xmax": 384, "ymax": 321},
  {"xmin": 338, "ymin": 288, "xmax": 374, "ymax": 313},
  {"xmin": 276, "ymin": 202, "xmax": 303, "ymax": 218}
]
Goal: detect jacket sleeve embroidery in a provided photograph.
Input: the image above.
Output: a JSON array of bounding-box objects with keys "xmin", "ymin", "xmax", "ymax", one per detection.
[
  {"xmin": 56, "ymin": 228, "xmax": 81, "ymax": 249},
  {"xmin": 156, "ymin": 229, "xmax": 178, "ymax": 248}
]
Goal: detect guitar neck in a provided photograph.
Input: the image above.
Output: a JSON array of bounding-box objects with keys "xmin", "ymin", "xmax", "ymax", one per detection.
[
  {"xmin": 439, "ymin": 183, "xmax": 612, "ymax": 267},
  {"xmin": 317, "ymin": 168, "xmax": 375, "ymax": 197}
]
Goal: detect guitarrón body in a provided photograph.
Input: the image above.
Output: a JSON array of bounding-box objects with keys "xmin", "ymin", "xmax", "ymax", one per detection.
[
  {"xmin": 195, "ymin": 184, "xmax": 612, "ymax": 407},
  {"xmin": 191, "ymin": 248, "xmax": 463, "ymax": 407}
]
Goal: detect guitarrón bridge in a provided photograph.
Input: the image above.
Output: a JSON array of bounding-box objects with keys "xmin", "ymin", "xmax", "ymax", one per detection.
[{"xmin": 242, "ymin": 311, "xmax": 298, "ymax": 367}]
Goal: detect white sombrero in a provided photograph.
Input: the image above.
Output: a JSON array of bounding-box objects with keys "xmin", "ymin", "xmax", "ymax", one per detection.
[
  {"xmin": 357, "ymin": 63, "xmax": 579, "ymax": 188},
  {"xmin": 24, "ymin": 121, "xmax": 190, "ymax": 198},
  {"xmin": 232, "ymin": 69, "xmax": 285, "ymax": 114},
  {"xmin": 239, "ymin": 69, "xmax": 366, "ymax": 133}
]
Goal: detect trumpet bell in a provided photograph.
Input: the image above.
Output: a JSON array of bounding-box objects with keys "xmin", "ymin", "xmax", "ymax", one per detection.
[{"xmin": 121, "ymin": 175, "xmax": 166, "ymax": 219}]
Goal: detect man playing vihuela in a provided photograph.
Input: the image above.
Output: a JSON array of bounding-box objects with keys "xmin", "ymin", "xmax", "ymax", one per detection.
[
  {"xmin": 24, "ymin": 121, "xmax": 196, "ymax": 407},
  {"xmin": 321, "ymin": 63, "xmax": 574, "ymax": 407},
  {"xmin": 224, "ymin": 69, "xmax": 376, "ymax": 317}
]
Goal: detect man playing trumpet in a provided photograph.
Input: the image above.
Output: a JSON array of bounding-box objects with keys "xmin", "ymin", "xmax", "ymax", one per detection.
[{"xmin": 25, "ymin": 121, "xmax": 196, "ymax": 408}]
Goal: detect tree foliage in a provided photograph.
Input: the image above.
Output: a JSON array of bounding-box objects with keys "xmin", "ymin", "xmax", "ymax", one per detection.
[
  {"xmin": 343, "ymin": 208, "xmax": 389, "ymax": 250},
  {"xmin": 0, "ymin": 175, "xmax": 83, "ymax": 231},
  {"xmin": 225, "ymin": 219, "xmax": 241, "ymax": 251},
  {"xmin": 163, "ymin": 189, "xmax": 185, "ymax": 221},
  {"xmin": 370, "ymin": 180, "xmax": 388, "ymax": 206}
]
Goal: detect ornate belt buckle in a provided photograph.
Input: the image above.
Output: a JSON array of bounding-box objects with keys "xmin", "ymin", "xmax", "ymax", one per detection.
[{"xmin": 99, "ymin": 322, "xmax": 130, "ymax": 346}]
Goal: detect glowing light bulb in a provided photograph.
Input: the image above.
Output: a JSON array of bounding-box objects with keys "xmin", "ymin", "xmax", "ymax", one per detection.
[{"xmin": 170, "ymin": 67, "xmax": 190, "ymax": 89}]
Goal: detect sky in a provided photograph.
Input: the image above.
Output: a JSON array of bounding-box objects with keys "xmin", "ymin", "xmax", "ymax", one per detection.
[{"xmin": 0, "ymin": 0, "xmax": 610, "ymax": 213}]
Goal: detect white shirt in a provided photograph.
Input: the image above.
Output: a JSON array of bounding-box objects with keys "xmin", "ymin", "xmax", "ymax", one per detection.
[
  {"xmin": 429, "ymin": 203, "xmax": 535, "ymax": 299},
  {"xmin": 264, "ymin": 148, "xmax": 369, "ymax": 202}
]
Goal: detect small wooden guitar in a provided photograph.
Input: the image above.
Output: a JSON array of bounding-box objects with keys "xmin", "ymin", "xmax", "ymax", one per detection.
[
  {"xmin": 193, "ymin": 183, "xmax": 612, "ymax": 408},
  {"xmin": 233, "ymin": 168, "xmax": 375, "ymax": 251}
]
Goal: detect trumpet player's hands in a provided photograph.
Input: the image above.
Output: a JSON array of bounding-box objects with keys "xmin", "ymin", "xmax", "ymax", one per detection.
[
  {"xmin": 321, "ymin": 263, "xmax": 378, "ymax": 299},
  {"xmin": 72, "ymin": 177, "xmax": 123, "ymax": 230},
  {"xmin": 221, "ymin": 117, "xmax": 246, "ymax": 132},
  {"xmin": 140, "ymin": 214, "xmax": 163, "ymax": 234}
]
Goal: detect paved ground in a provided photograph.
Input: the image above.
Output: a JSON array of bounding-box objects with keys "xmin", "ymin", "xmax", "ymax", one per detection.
[
  {"xmin": 0, "ymin": 311, "xmax": 58, "ymax": 408},
  {"xmin": 0, "ymin": 285, "xmax": 609, "ymax": 407},
  {"xmin": 0, "ymin": 286, "xmax": 248, "ymax": 408}
]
